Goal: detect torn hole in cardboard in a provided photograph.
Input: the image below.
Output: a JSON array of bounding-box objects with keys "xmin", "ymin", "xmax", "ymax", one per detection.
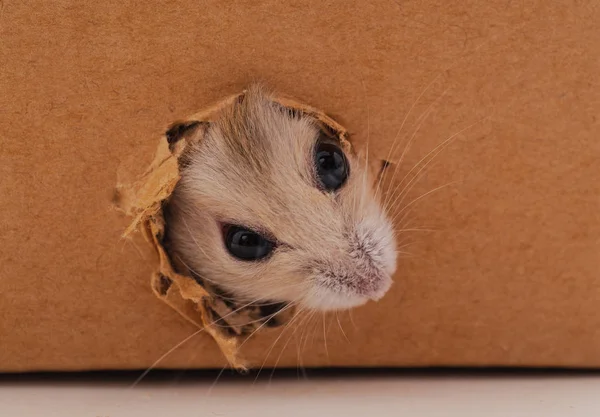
[{"xmin": 115, "ymin": 89, "xmax": 357, "ymax": 370}]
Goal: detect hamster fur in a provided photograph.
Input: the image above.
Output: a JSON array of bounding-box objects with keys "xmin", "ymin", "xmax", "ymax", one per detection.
[{"xmin": 163, "ymin": 84, "xmax": 397, "ymax": 314}]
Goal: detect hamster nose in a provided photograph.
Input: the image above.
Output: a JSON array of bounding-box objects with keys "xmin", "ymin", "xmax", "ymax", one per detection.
[
  {"xmin": 350, "ymin": 260, "xmax": 393, "ymax": 300},
  {"xmin": 311, "ymin": 260, "xmax": 392, "ymax": 300},
  {"xmin": 348, "ymin": 221, "xmax": 398, "ymax": 278}
]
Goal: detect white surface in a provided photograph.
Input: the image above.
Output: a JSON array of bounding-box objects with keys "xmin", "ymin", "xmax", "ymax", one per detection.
[{"xmin": 1, "ymin": 371, "xmax": 600, "ymax": 416}]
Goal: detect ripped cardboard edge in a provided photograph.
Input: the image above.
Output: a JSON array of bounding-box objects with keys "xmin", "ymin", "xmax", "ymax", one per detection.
[{"xmin": 116, "ymin": 89, "xmax": 352, "ymax": 370}]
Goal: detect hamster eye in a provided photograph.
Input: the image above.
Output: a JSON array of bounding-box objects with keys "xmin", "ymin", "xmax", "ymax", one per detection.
[
  {"xmin": 314, "ymin": 140, "xmax": 349, "ymax": 192},
  {"xmin": 224, "ymin": 225, "xmax": 274, "ymax": 261}
]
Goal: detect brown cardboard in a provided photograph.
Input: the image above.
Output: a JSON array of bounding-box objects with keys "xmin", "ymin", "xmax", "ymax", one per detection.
[{"xmin": 1, "ymin": 0, "xmax": 599, "ymax": 372}]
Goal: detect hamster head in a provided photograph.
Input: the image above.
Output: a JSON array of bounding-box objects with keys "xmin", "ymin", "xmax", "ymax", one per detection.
[{"xmin": 164, "ymin": 85, "xmax": 397, "ymax": 312}]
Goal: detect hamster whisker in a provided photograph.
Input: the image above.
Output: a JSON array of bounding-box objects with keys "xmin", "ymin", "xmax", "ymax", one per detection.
[
  {"xmin": 336, "ymin": 310, "xmax": 350, "ymax": 343},
  {"xmin": 235, "ymin": 302, "xmax": 299, "ymax": 352},
  {"xmin": 394, "ymin": 227, "xmax": 437, "ymax": 233},
  {"xmin": 376, "ymin": 5, "xmax": 528, "ymax": 199},
  {"xmin": 208, "ymin": 301, "xmax": 294, "ymax": 394},
  {"xmin": 386, "ymin": 117, "xmax": 487, "ymax": 213},
  {"xmin": 297, "ymin": 310, "xmax": 318, "ymax": 378},
  {"xmin": 205, "ymin": 304, "xmax": 299, "ymax": 385},
  {"xmin": 218, "ymin": 291, "xmax": 298, "ymax": 319},
  {"xmin": 378, "ymin": 15, "xmax": 530, "ymax": 207},
  {"xmin": 322, "ymin": 314, "xmax": 330, "ymax": 362},
  {"xmin": 266, "ymin": 315, "xmax": 307, "ymax": 386},
  {"xmin": 396, "ymin": 241, "xmax": 417, "ymax": 253},
  {"xmin": 347, "ymin": 308, "xmax": 357, "ymax": 330},
  {"xmin": 212, "ymin": 298, "xmax": 298, "ymax": 329},
  {"xmin": 382, "ymin": 86, "xmax": 450, "ymax": 212},
  {"xmin": 307, "ymin": 312, "xmax": 321, "ymax": 358},
  {"xmin": 131, "ymin": 294, "xmax": 298, "ymax": 388},
  {"xmin": 255, "ymin": 306, "xmax": 310, "ymax": 385},
  {"xmin": 294, "ymin": 311, "xmax": 309, "ymax": 377},
  {"xmin": 374, "ymin": 70, "xmax": 445, "ymax": 202},
  {"xmin": 358, "ymin": 75, "xmax": 371, "ymax": 216},
  {"xmin": 394, "ymin": 205, "xmax": 420, "ymax": 233},
  {"xmin": 213, "ymin": 304, "xmax": 299, "ymax": 388},
  {"xmin": 129, "ymin": 326, "xmax": 206, "ymax": 389},
  {"xmin": 390, "ymin": 181, "xmax": 462, "ymax": 225},
  {"xmin": 205, "ymin": 366, "xmax": 227, "ymax": 397},
  {"xmin": 394, "ymin": 239, "xmax": 419, "ymax": 259}
]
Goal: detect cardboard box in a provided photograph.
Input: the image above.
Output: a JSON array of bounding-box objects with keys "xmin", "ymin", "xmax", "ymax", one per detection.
[{"xmin": 1, "ymin": 0, "xmax": 599, "ymax": 372}]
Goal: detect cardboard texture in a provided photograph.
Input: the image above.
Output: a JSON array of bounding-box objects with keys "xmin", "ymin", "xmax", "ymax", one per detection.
[{"xmin": 1, "ymin": 0, "xmax": 599, "ymax": 372}]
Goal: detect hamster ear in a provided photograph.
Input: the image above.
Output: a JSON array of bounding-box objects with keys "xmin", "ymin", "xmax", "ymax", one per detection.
[
  {"xmin": 368, "ymin": 158, "xmax": 394, "ymax": 184},
  {"xmin": 165, "ymin": 120, "xmax": 209, "ymax": 152}
]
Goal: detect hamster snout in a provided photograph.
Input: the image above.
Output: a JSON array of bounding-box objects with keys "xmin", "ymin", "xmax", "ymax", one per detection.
[
  {"xmin": 303, "ymin": 207, "xmax": 398, "ymax": 311},
  {"xmin": 164, "ymin": 84, "xmax": 397, "ymax": 315}
]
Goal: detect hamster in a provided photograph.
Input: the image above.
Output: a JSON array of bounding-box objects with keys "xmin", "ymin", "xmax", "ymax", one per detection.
[{"xmin": 162, "ymin": 84, "xmax": 397, "ymax": 331}]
